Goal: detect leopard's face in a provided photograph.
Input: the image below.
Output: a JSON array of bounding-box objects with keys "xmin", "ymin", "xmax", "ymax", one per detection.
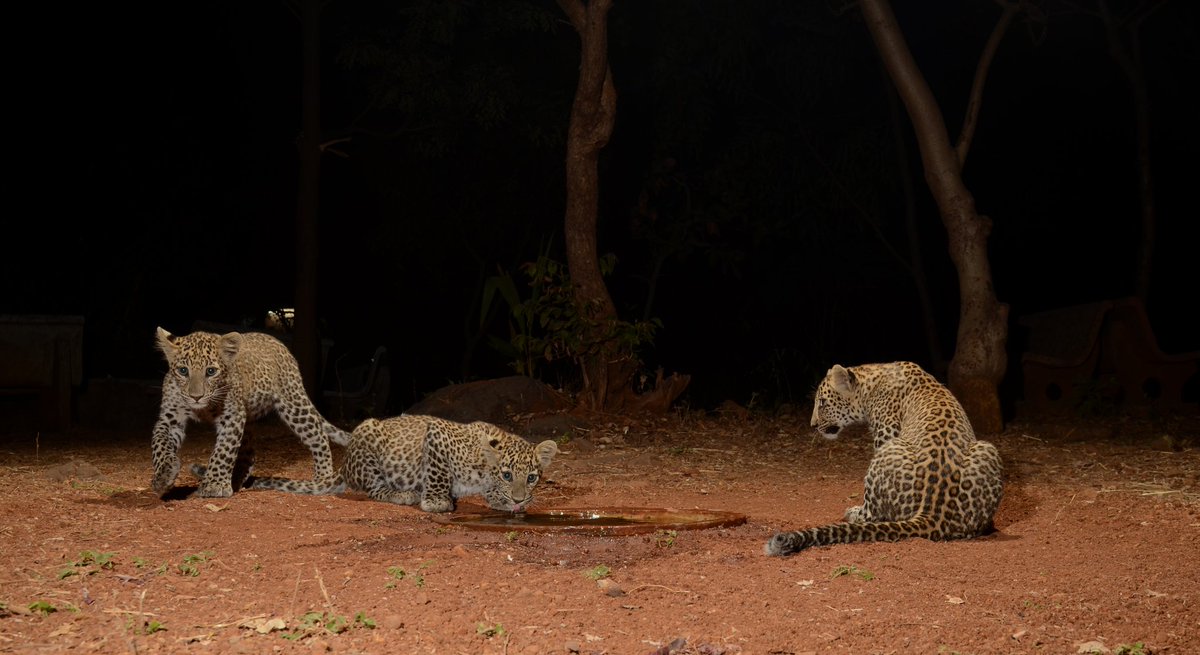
[
  {"xmin": 475, "ymin": 425, "xmax": 558, "ymax": 513},
  {"xmin": 810, "ymin": 364, "xmax": 861, "ymax": 439},
  {"xmin": 156, "ymin": 328, "xmax": 242, "ymax": 412}
]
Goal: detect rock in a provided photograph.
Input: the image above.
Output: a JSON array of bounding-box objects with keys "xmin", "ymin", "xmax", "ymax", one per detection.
[{"xmin": 405, "ymin": 376, "xmax": 571, "ymax": 427}]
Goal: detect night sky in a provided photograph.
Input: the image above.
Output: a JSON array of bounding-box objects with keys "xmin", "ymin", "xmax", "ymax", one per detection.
[{"xmin": 5, "ymin": 0, "xmax": 1198, "ymax": 415}]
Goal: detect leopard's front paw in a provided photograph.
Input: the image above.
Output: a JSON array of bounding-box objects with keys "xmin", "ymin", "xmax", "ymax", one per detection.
[
  {"xmin": 196, "ymin": 482, "xmax": 234, "ymax": 498},
  {"xmin": 419, "ymin": 497, "xmax": 455, "ymax": 513},
  {"xmin": 151, "ymin": 458, "xmax": 182, "ymax": 498}
]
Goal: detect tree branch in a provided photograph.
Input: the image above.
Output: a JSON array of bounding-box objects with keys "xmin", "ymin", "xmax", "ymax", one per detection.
[
  {"xmin": 555, "ymin": 0, "xmax": 586, "ymax": 31},
  {"xmin": 956, "ymin": 0, "xmax": 1018, "ymax": 168}
]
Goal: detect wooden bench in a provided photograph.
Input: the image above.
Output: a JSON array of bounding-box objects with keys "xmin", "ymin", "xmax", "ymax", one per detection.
[{"xmin": 1018, "ymin": 297, "xmax": 1199, "ymax": 416}]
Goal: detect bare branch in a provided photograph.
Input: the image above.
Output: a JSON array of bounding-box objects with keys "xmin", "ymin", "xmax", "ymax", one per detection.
[
  {"xmin": 555, "ymin": 0, "xmax": 586, "ymax": 32},
  {"xmin": 956, "ymin": 1, "xmax": 1018, "ymax": 168}
]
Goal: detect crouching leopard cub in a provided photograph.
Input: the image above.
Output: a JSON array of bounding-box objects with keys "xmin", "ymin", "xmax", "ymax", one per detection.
[
  {"xmin": 151, "ymin": 327, "xmax": 351, "ymax": 498},
  {"xmin": 244, "ymin": 414, "xmax": 559, "ymax": 513},
  {"xmin": 765, "ymin": 361, "xmax": 1003, "ymax": 556}
]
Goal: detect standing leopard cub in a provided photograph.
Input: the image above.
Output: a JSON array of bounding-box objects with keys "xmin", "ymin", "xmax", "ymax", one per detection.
[
  {"xmin": 765, "ymin": 361, "xmax": 1003, "ymax": 556},
  {"xmin": 151, "ymin": 327, "xmax": 351, "ymax": 498},
  {"xmin": 245, "ymin": 414, "xmax": 559, "ymax": 513}
]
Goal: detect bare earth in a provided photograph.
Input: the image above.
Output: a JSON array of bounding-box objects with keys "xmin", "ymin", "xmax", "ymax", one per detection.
[{"xmin": 1, "ymin": 410, "xmax": 1197, "ymax": 655}]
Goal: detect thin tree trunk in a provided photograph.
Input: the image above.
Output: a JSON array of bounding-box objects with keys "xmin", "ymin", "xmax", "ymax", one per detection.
[
  {"xmin": 294, "ymin": 0, "xmax": 322, "ymax": 399},
  {"xmin": 861, "ymin": 0, "xmax": 1009, "ymax": 433},
  {"xmin": 556, "ymin": 0, "xmax": 626, "ymax": 410}
]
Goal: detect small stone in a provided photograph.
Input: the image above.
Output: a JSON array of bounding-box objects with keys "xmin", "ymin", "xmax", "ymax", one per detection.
[{"xmin": 597, "ymin": 578, "xmax": 625, "ymax": 597}]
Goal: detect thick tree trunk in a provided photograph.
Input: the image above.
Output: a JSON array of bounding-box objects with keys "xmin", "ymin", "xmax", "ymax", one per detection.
[
  {"xmin": 861, "ymin": 0, "xmax": 1009, "ymax": 433},
  {"xmin": 556, "ymin": 0, "xmax": 630, "ymax": 410},
  {"xmin": 294, "ymin": 0, "xmax": 322, "ymax": 399}
]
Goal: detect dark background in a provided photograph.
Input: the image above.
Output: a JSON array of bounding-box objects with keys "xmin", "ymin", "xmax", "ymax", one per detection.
[{"xmin": 4, "ymin": 0, "xmax": 1198, "ymax": 416}]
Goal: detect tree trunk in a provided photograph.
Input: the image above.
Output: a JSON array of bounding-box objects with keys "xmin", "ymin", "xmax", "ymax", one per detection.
[
  {"xmin": 294, "ymin": 0, "xmax": 322, "ymax": 399},
  {"xmin": 861, "ymin": 0, "xmax": 1009, "ymax": 433},
  {"xmin": 556, "ymin": 0, "xmax": 630, "ymax": 410}
]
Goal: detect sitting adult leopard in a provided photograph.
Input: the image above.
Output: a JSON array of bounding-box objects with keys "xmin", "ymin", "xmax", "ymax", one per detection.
[{"xmin": 766, "ymin": 361, "xmax": 1003, "ymax": 556}]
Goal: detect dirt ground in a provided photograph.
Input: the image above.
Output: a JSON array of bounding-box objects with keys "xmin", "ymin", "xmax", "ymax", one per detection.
[{"xmin": 1, "ymin": 408, "xmax": 1198, "ymax": 655}]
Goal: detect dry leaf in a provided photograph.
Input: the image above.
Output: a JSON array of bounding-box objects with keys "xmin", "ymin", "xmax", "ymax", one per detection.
[
  {"xmin": 48, "ymin": 624, "xmax": 76, "ymax": 638},
  {"xmin": 203, "ymin": 504, "xmax": 227, "ymax": 512},
  {"xmin": 241, "ymin": 617, "xmax": 287, "ymax": 634},
  {"xmin": 1012, "ymin": 629, "xmax": 1028, "ymax": 640},
  {"xmin": 1076, "ymin": 640, "xmax": 1110, "ymax": 654},
  {"xmin": 945, "ymin": 595, "xmax": 965, "ymax": 605},
  {"xmin": 796, "ymin": 579, "xmax": 815, "ymax": 587}
]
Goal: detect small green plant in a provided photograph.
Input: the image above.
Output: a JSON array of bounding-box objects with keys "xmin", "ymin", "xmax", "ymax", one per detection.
[
  {"xmin": 654, "ymin": 530, "xmax": 678, "ymax": 548},
  {"xmin": 128, "ymin": 617, "xmax": 166, "ymax": 635},
  {"xmin": 289, "ymin": 610, "xmax": 374, "ymax": 638},
  {"xmin": 385, "ymin": 562, "xmax": 430, "ymax": 589},
  {"xmin": 413, "ymin": 560, "xmax": 431, "ymax": 588},
  {"xmin": 830, "ymin": 564, "xmax": 874, "ymax": 581},
  {"xmin": 177, "ymin": 550, "xmax": 214, "ymax": 577},
  {"xmin": 132, "ymin": 556, "xmax": 148, "ymax": 569},
  {"xmin": 385, "ymin": 565, "xmax": 407, "ymax": 588},
  {"xmin": 482, "ymin": 250, "xmax": 661, "ymax": 383},
  {"xmin": 476, "ymin": 621, "xmax": 506, "ymax": 638},
  {"xmin": 584, "ymin": 564, "xmax": 611, "ymax": 581},
  {"xmin": 28, "ymin": 600, "xmax": 57, "ymax": 616},
  {"xmin": 60, "ymin": 550, "xmax": 119, "ymax": 578},
  {"xmin": 79, "ymin": 550, "xmax": 117, "ymax": 569},
  {"xmin": 1115, "ymin": 643, "xmax": 1149, "ymax": 655},
  {"xmin": 505, "ymin": 531, "xmax": 518, "ymax": 542},
  {"xmin": 324, "ymin": 614, "xmax": 348, "ymax": 634},
  {"xmin": 354, "ymin": 611, "xmax": 376, "ymax": 629}
]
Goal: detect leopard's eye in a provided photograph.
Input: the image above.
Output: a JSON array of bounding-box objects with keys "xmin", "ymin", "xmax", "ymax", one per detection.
[
  {"xmin": 501, "ymin": 471, "xmax": 513, "ymax": 482},
  {"xmin": 205, "ymin": 367, "xmax": 218, "ymax": 377},
  {"xmin": 176, "ymin": 366, "xmax": 189, "ymax": 377},
  {"xmin": 526, "ymin": 474, "xmax": 538, "ymax": 485}
]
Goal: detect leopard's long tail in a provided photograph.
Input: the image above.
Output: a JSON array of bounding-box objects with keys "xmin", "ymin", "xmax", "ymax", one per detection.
[
  {"xmin": 188, "ymin": 463, "xmax": 346, "ymax": 496},
  {"xmin": 323, "ymin": 421, "xmax": 352, "ymax": 448},
  {"xmin": 764, "ymin": 515, "xmax": 935, "ymax": 557},
  {"xmin": 247, "ymin": 474, "xmax": 347, "ymax": 495}
]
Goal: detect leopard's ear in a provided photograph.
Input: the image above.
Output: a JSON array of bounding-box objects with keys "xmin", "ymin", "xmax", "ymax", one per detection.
[
  {"xmin": 218, "ymin": 332, "xmax": 243, "ymax": 363},
  {"xmin": 829, "ymin": 365, "xmax": 857, "ymax": 396},
  {"xmin": 477, "ymin": 432, "xmax": 502, "ymax": 467},
  {"xmin": 534, "ymin": 440, "xmax": 558, "ymax": 469},
  {"xmin": 155, "ymin": 327, "xmax": 178, "ymax": 361}
]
